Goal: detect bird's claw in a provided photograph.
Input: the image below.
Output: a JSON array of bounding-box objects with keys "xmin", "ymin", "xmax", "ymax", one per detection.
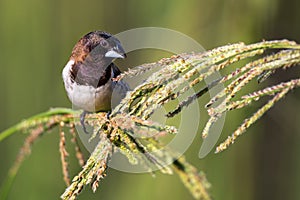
[
  {"xmin": 80, "ymin": 111, "xmax": 90, "ymax": 134},
  {"xmin": 106, "ymin": 111, "xmax": 111, "ymax": 119}
]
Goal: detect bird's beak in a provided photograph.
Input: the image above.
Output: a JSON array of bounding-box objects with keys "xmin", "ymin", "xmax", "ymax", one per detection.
[
  {"xmin": 105, "ymin": 50, "xmax": 125, "ymax": 58},
  {"xmin": 105, "ymin": 44, "xmax": 127, "ymax": 59}
]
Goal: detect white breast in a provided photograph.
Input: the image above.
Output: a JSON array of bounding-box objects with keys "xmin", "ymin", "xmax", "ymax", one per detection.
[{"xmin": 62, "ymin": 60, "xmax": 115, "ymax": 112}]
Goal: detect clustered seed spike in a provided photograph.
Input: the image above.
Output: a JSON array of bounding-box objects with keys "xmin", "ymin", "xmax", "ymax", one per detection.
[
  {"xmin": 2, "ymin": 40, "xmax": 300, "ymax": 200},
  {"xmin": 59, "ymin": 122, "xmax": 70, "ymax": 186}
]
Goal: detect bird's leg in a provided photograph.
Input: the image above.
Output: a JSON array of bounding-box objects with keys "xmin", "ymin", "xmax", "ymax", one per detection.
[
  {"xmin": 80, "ymin": 110, "xmax": 90, "ymax": 134},
  {"xmin": 106, "ymin": 110, "xmax": 111, "ymax": 119}
]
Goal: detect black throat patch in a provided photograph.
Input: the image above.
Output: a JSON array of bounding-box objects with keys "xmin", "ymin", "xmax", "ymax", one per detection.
[{"xmin": 70, "ymin": 61, "xmax": 117, "ymax": 88}]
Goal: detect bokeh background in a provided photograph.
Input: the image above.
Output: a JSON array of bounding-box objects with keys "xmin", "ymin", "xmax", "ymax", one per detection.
[{"xmin": 0, "ymin": 0, "xmax": 300, "ymax": 200}]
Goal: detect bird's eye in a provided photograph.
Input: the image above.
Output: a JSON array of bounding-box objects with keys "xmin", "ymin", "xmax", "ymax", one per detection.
[{"xmin": 100, "ymin": 40, "xmax": 109, "ymax": 47}]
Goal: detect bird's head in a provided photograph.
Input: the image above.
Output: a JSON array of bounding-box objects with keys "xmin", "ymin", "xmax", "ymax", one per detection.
[{"xmin": 70, "ymin": 31, "xmax": 126, "ymax": 64}]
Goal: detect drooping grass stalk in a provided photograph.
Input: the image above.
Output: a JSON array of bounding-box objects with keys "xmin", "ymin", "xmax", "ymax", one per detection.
[{"xmin": 1, "ymin": 40, "xmax": 300, "ymax": 200}]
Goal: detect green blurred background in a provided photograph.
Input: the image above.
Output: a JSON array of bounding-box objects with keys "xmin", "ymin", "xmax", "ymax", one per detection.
[{"xmin": 0, "ymin": 0, "xmax": 300, "ymax": 199}]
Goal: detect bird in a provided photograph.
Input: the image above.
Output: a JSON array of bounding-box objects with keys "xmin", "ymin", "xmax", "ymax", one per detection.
[{"xmin": 62, "ymin": 30, "xmax": 129, "ymax": 133}]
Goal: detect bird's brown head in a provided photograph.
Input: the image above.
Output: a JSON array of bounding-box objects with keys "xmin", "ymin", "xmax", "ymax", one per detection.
[{"xmin": 70, "ymin": 31, "xmax": 126, "ymax": 64}]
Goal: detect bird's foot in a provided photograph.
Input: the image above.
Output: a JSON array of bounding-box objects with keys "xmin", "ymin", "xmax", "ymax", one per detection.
[
  {"xmin": 80, "ymin": 111, "xmax": 90, "ymax": 134},
  {"xmin": 106, "ymin": 111, "xmax": 111, "ymax": 119}
]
